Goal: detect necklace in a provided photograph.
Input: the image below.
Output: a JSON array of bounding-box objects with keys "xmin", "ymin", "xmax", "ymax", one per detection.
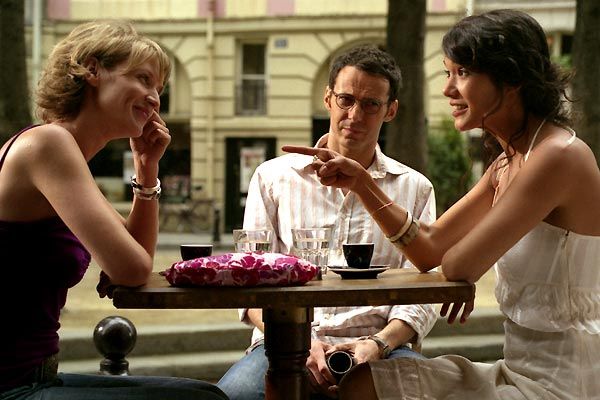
[
  {"xmin": 493, "ymin": 117, "xmax": 548, "ymax": 206},
  {"xmin": 524, "ymin": 117, "xmax": 547, "ymax": 162}
]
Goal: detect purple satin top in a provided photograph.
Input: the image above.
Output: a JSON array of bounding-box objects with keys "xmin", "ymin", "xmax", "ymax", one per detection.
[{"xmin": 0, "ymin": 127, "xmax": 91, "ymax": 391}]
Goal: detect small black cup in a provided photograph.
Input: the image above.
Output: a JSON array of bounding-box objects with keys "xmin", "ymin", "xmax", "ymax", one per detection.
[
  {"xmin": 342, "ymin": 243, "xmax": 374, "ymax": 269},
  {"xmin": 180, "ymin": 244, "xmax": 213, "ymax": 261}
]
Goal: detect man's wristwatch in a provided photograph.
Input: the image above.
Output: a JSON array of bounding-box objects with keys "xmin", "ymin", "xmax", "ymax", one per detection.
[{"xmin": 358, "ymin": 335, "xmax": 391, "ymax": 358}]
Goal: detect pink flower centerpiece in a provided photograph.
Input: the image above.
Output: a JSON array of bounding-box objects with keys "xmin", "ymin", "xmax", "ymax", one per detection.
[{"xmin": 163, "ymin": 252, "xmax": 319, "ymax": 287}]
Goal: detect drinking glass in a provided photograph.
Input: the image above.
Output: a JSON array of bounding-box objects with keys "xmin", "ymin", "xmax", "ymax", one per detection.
[
  {"xmin": 291, "ymin": 227, "xmax": 332, "ymax": 277},
  {"xmin": 233, "ymin": 229, "xmax": 273, "ymax": 252}
]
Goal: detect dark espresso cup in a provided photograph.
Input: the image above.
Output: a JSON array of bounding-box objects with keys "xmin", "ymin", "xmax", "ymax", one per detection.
[
  {"xmin": 180, "ymin": 244, "xmax": 213, "ymax": 261},
  {"xmin": 342, "ymin": 243, "xmax": 374, "ymax": 269},
  {"xmin": 326, "ymin": 350, "xmax": 356, "ymax": 382}
]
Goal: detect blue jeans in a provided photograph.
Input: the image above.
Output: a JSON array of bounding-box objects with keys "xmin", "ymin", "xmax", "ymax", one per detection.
[
  {"xmin": 217, "ymin": 343, "xmax": 425, "ymax": 400},
  {"xmin": 0, "ymin": 373, "xmax": 228, "ymax": 400}
]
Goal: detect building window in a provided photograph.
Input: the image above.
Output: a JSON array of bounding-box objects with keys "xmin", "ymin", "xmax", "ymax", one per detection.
[{"xmin": 236, "ymin": 42, "xmax": 267, "ymax": 115}]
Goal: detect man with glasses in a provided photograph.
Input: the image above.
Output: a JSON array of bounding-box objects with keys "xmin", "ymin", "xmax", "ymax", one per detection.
[{"xmin": 217, "ymin": 44, "xmax": 437, "ymax": 400}]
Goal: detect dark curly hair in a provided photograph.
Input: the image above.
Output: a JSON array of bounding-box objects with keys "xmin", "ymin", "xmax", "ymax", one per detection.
[
  {"xmin": 328, "ymin": 44, "xmax": 402, "ymax": 103},
  {"xmin": 442, "ymin": 9, "xmax": 572, "ymax": 163}
]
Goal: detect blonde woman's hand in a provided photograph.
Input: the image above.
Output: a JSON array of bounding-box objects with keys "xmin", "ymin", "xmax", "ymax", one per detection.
[{"xmin": 130, "ymin": 110, "xmax": 171, "ymax": 169}]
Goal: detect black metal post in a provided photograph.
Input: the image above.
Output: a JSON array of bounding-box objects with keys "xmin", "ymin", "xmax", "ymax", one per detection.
[
  {"xmin": 93, "ymin": 316, "xmax": 137, "ymax": 376},
  {"xmin": 212, "ymin": 206, "xmax": 221, "ymax": 245}
]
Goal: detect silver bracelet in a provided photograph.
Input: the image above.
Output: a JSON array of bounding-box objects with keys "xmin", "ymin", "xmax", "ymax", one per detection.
[{"xmin": 131, "ymin": 175, "xmax": 161, "ymax": 200}]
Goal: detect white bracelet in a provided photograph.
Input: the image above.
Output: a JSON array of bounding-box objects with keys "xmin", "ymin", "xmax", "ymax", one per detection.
[
  {"xmin": 395, "ymin": 218, "xmax": 420, "ymax": 248},
  {"xmin": 131, "ymin": 175, "xmax": 161, "ymax": 200},
  {"xmin": 388, "ymin": 211, "xmax": 413, "ymax": 242}
]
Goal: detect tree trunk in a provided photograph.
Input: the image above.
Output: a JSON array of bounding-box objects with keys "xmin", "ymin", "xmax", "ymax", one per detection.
[
  {"xmin": 572, "ymin": 0, "xmax": 600, "ymax": 165},
  {"xmin": 385, "ymin": 0, "xmax": 427, "ymax": 173},
  {"xmin": 0, "ymin": 0, "xmax": 32, "ymax": 141}
]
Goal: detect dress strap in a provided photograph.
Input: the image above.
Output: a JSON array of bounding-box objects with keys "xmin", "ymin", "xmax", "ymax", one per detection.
[
  {"xmin": 566, "ymin": 127, "xmax": 577, "ymax": 145},
  {"xmin": 0, "ymin": 125, "xmax": 38, "ymax": 173},
  {"xmin": 524, "ymin": 118, "xmax": 547, "ymax": 162},
  {"xmin": 492, "ymin": 163, "xmax": 508, "ymax": 206}
]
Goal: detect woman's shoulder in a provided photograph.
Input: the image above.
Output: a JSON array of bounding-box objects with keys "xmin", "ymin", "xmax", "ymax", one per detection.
[
  {"xmin": 22, "ymin": 123, "xmax": 76, "ymax": 142},
  {"xmin": 16, "ymin": 124, "xmax": 79, "ymax": 157},
  {"xmin": 532, "ymin": 126, "xmax": 593, "ymax": 171},
  {"xmin": 4, "ymin": 125, "xmax": 86, "ymax": 181}
]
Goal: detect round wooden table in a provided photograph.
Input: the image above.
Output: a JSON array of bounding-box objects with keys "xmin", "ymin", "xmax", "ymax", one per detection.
[{"xmin": 113, "ymin": 268, "xmax": 474, "ymax": 400}]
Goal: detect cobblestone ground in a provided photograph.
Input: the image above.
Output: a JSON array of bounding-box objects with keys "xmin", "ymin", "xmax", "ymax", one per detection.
[{"xmin": 59, "ymin": 248, "xmax": 498, "ymax": 333}]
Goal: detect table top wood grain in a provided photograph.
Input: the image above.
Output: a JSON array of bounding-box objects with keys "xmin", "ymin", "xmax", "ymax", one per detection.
[{"xmin": 113, "ymin": 268, "xmax": 475, "ymax": 310}]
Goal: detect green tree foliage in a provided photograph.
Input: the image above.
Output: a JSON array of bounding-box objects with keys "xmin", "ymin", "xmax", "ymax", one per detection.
[{"xmin": 427, "ymin": 120, "xmax": 472, "ymax": 216}]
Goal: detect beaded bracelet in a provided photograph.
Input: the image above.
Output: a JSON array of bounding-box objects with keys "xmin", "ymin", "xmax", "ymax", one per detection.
[
  {"xmin": 387, "ymin": 211, "xmax": 413, "ymax": 242},
  {"xmin": 131, "ymin": 175, "xmax": 161, "ymax": 200},
  {"xmin": 394, "ymin": 218, "xmax": 420, "ymax": 248}
]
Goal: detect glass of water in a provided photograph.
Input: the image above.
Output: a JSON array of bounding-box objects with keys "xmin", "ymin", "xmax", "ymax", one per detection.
[
  {"xmin": 233, "ymin": 229, "xmax": 273, "ymax": 253},
  {"xmin": 291, "ymin": 227, "xmax": 332, "ymax": 278}
]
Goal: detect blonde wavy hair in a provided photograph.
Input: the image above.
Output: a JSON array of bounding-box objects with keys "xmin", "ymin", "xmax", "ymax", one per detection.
[{"xmin": 36, "ymin": 20, "xmax": 171, "ymax": 122}]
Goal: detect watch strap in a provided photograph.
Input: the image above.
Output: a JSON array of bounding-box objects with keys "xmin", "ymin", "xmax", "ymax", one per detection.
[{"xmin": 358, "ymin": 335, "xmax": 391, "ymax": 358}]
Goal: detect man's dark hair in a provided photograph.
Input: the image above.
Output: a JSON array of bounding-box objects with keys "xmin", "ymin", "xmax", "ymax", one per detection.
[{"xmin": 328, "ymin": 44, "xmax": 402, "ymax": 102}]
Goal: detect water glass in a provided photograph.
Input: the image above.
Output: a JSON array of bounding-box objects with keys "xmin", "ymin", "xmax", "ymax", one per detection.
[
  {"xmin": 233, "ymin": 229, "xmax": 273, "ymax": 252},
  {"xmin": 291, "ymin": 227, "xmax": 332, "ymax": 277}
]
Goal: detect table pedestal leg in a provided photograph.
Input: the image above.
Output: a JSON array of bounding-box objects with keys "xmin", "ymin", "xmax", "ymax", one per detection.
[{"xmin": 263, "ymin": 307, "xmax": 313, "ymax": 400}]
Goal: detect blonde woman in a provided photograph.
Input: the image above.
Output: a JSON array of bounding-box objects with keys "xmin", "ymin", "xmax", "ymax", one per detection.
[{"xmin": 0, "ymin": 20, "xmax": 226, "ymax": 400}]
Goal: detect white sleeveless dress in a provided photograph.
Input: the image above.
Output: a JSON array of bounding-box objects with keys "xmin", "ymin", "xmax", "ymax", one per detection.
[{"xmin": 369, "ymin": 130, "xmax": 600, "ymax": 399}]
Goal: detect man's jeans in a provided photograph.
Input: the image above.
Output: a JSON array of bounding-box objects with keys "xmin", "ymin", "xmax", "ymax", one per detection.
[{"xmin": 217, "ymin": 343, "xmax": 425, "ymax": 400}]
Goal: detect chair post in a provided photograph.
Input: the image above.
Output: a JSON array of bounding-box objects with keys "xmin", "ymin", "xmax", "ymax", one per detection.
[
  {"xmin": 212, "ymin": 206, "xmax": 221, "ymax": 245},
  {"xmin": 93, "ymin": 316, "xmax": 137, "ymax": 376}
]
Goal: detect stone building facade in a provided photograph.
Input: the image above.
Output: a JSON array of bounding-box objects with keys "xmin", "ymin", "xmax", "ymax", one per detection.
[{"xmin": 28, "ymin": 0, "xmax": 575, "ymax": 229}]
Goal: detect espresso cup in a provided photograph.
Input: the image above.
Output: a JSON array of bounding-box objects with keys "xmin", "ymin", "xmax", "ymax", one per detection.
[
  {"xmin": 180, "ymin": 244, "xmax": 213, "ymax": 261},
  {"xmin": 342, "ymin": 243, "xmax": 374, "ymax": 269}
]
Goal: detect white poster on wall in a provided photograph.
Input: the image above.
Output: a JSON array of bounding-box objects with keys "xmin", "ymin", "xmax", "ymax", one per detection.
[{"xmin": 240, "ymin": 146, "xmax": 266, "ymax": 193}]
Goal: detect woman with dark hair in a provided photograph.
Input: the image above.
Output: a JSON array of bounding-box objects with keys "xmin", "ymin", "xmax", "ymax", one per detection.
[
  {"xmin": 0, "ymin": 20, "xmax": 227, "ymax": 400},
  {"xmin": 284, "ymin": 9, "xmax": 599, "ymax": 399}
]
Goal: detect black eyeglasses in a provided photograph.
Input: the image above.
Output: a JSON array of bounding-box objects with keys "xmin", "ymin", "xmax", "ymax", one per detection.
[{"xmin": 330, "ymin": 90, "xmax": 386, "ymax": 115}]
